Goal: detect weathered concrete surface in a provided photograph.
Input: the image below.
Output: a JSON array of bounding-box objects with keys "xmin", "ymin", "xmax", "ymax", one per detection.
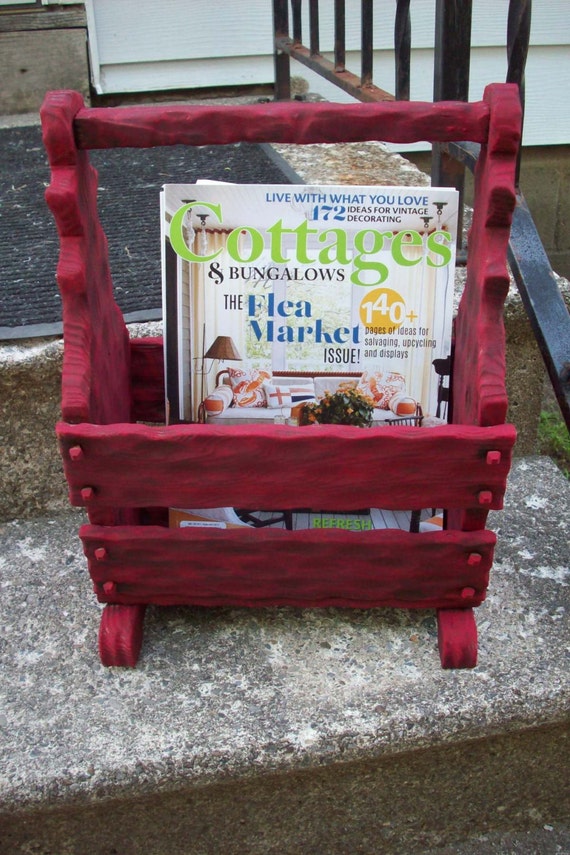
[
  {"xmin": 0, "ymin": 457, "xmax": 568, "ymax": 853},
  {"xmin": 0, "ymin": 338, "xmax": 67, "ymax": 520}
]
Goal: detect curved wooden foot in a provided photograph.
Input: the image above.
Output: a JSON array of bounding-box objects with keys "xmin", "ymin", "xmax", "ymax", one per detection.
[
  {"xmin": 437, "ymin": 608, "xmax": 478, "ymax": 669},
  {"xmin": 99, "ymin": 604, "xmax": 147, "ymax": 667}
]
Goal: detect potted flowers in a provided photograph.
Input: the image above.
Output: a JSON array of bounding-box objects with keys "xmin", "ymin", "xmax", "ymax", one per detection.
[{"xmin": 299, "ymin": 384, "xmax": 374, "ymax": 427}]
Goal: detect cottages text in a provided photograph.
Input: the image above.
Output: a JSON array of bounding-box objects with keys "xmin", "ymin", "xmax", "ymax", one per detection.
[{"xmin": 169, "ymin": 201, "xmax": 454, "ymax": 288}]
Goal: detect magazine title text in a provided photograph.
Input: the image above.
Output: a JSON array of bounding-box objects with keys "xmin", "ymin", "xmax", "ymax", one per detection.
[{"xmin": 170, "ymin": 201, "xmax": 453, "ymax": 288}]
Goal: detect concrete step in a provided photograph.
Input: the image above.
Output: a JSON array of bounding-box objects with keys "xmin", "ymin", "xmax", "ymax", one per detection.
[{"xmin": 0, "ymin": 456, "xmax": 568, "ymax": 854}]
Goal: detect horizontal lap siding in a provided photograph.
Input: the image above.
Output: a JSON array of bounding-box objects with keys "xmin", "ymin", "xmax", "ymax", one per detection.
[
  {"xmin": 82, "ymin": 524, "xmax": 495, "ymax": 609},
  {"xmin": 58, "ymin": 422, "xmax": 516, "ymax": 512}
]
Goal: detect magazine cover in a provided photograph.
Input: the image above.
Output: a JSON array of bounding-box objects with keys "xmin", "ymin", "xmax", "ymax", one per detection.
[{"xmin": 161, "ymin": 183, "xmax": 458, "ymax": 424}]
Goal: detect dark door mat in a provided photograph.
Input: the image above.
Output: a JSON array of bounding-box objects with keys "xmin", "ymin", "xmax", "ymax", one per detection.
[{"xmin": 0, "ymin": 124, "xmax": 299, "ymax": 340}]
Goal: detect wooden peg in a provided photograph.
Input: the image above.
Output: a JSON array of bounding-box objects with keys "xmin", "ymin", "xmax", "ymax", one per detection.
[
  {"xmin": 69, "ymin": 445, "xmax": 84, "ymax": 461},
  {"xmin": 478, "ymin": 490, "xmax": 493, "ymax": 505},
  {"xmin": 486, "ymin": 450, "xmax": 501, "ymax": 465}
]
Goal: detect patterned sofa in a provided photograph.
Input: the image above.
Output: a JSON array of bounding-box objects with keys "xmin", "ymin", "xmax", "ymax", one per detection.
[{"xmin": 200, "ymin": 367, "xmax": 423, "ymax": 426}]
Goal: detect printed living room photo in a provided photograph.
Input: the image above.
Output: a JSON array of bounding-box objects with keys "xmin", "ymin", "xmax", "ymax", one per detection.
[{"xmin": 161, "ymin": 181, "xmax": 459, "ymax": 533}]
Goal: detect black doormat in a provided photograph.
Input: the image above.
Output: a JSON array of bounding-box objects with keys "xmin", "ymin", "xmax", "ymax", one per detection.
[{"xmin": 0, "ymin": 124, "xmax": 299, "ymax": 340}]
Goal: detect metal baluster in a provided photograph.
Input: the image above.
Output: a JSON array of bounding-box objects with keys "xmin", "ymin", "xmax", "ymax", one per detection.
[
  {"xmin": 273, "ymin": 0, "xmax": 291, "ymax": 100},
  {"xmin": 292, "ymin": 0, "xmax": 303, "ymax": 44},
  {"xmin": 334, "ymin": 0, "xmax": 346, "ymax": 72},
  {"xmin": 507, "ymin": 0, "xmax": 531, "ymax": 187},
  {"xmin": 361, "ymin": 0, "xmax": 373, "ymax": 88},
  {"xmin": 432, "ymin": 0, "xmax": 472, "ymax": 256},
  {"xmin": 394, "ymin": 0, "xmax": 411, "ymax": 100},
  {"xmin": 310, "ymin": 0, "xmax": 320, "ymax": 56}
]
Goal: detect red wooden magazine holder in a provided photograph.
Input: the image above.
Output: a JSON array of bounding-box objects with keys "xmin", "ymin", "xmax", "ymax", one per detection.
[{"xmin": 41, "ymin": 85, "xmax": 521, "ymax": 668}]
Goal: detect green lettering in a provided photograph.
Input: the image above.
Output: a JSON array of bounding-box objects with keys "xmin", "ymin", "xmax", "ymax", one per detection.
[
  {"xmin": 226, "ymin": 226, "xmax": 264, "ymax": 263},
  {"xmin": 266, "ymin": 219, "xmax": 318, "ymax": 264},
  {"xmin": 293, "ymin": 220, "xmax": 319, "ymax": 264},
  {"xmin": 391, "ymin": 230, "xmax": 423, "ymax": 266},
  {"xmin": 351, "ymin": 229, "xmax": 392, "ymax": 287},
  {"xmin": 318, "ymin": 228, "xmax": 351, "ymax": 264},
  {"xmin": 426, "ymin": 230, "xmax": 453, "ymax": 267},
  {"xmin": 266, "ymin": 220, "xmax": 288, "ymax": 263},
  {"xmin": 169, "ymin": 201, "xmax": 223, "ymax": 262}
]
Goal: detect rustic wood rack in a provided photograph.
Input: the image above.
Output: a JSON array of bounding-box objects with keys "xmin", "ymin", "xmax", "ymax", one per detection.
[{"xmin": 41, "ymin": 84, "xmax": 521, "ymax": 668}]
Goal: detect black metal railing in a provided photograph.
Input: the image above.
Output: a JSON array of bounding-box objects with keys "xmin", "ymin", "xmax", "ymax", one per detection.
[
  {"xmin": 273, "ymin": 0, "xmax": 397, "ymax": 102},
  {"xmin": 271, "ymin": 0, "xmax": 570, "ymax": 430}
]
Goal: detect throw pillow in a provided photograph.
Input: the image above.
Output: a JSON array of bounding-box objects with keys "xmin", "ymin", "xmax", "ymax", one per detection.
[
  {"xmin": 389, "ymin": 392, "xmax": 417, "ymax": 416},
  {"xmin": 357, "ymin": 370, "xmax": 406, "ymax": 410},
  {"xmin": 228, "ymin": 367, "xmax": 271, "ymax": 407},
  {"xmin": 263, "ymin": 381, "xmax": 293, "ymax": 409},
  {"xmin": 203, "ymin": 384, "xmax": 234, "ymax": 415},
  {"xmin": 288, "ymin": 382, "xmax": 316, "ymax": 404}
]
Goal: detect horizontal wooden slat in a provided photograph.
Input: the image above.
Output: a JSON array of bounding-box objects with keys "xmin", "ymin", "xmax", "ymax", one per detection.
[
  {"xmin": 82, "ymin": 524, "xmax": 495, "ymax": 609},
  {"xmin": 73, "ymin": 99, "xmax": 491, "ymax": 150},
  {"xmin": 58, "ymin": 421, "xmax": 516, "ymax": 512}
]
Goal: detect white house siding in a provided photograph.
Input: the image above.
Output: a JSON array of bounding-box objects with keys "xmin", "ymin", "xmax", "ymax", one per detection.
[
  {"xmin": 85, "ymin": 0, "xmax": 276, "ymax": 94},
  {"xmin": 85, "ymin": 0, "xmax": 569, "ymax": 147}
]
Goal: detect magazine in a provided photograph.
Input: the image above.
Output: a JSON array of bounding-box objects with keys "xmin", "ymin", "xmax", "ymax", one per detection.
[{"xmin": 161, "ymin": 183, "xmax": 459, "ymax": 424}]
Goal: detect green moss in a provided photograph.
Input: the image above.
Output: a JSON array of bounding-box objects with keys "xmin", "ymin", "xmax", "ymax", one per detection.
[{"xmin": 538, "ymin": 410, "xmax": 570, "ymax": 478}]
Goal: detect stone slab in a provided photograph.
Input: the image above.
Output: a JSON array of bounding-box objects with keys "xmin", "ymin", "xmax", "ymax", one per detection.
[
  {"xmin": 0, "ymin": 457, "xmax": 568, "ymax": 852},
  {"xmin": 0, "ymin": 337, "xmax": 67, "ymax": 522}
]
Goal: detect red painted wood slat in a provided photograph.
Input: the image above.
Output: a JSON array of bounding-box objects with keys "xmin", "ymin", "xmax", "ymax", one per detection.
[
  {"xmin": 448, "ymin": 84, "xmax": 521, "ymax": 533},
  {"xmin": 58, "ymin": 421, "xmax": 516, "ymax": 513},
  {"xmin": 41, "ymin": 96, "xmax": 131, "ymax": 427},
  {"xmin": 72, "ymin": 100, "xmax": 491, "ymax": 151},
  {"xmin": 82, "ymin": 524, "xmax": 495, "ymax": 610}
]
